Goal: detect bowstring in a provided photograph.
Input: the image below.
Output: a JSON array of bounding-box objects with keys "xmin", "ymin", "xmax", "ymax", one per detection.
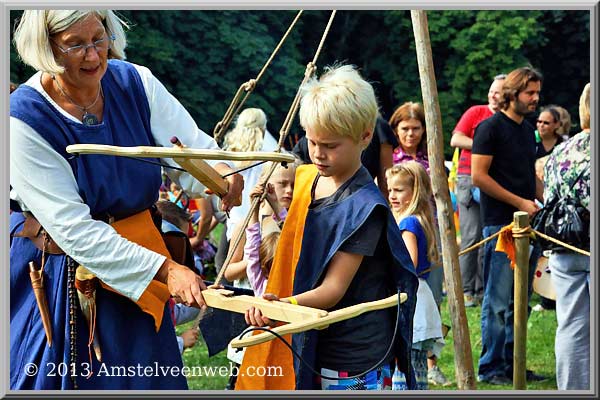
[
  {"xmin": 213, "ymin": 10, "xmax": 304, "ymax": 144},
  {"xmin": 212, "ymin": 10, "xmax": 337, "ymax": 287},
  {"xmin": 233, "ymin": 290, "xmax": 403, "ymax": 381}
]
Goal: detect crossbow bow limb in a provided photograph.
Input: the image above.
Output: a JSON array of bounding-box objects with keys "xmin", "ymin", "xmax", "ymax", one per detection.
[
  {"xmin": 66, "ymin": 140, "xmax": 295, "ymax": 198},
  {"xmin": 228, "ymin": 292, "xmax": 408, "ymax": 348}
]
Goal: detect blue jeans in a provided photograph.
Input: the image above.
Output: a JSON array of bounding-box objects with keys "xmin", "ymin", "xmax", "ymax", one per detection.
[
  {"xmin": 550, "ymin": 252, "xmax": 590, "ymax": 390},
  {"xmin": 478, "ymin": 224, "xmax": 539, "ymax": 380}
]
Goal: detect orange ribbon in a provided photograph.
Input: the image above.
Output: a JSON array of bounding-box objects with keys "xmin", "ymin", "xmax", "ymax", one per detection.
[{"xmin": 494, "ymin": 222, "xmax": 517, "ymax": 269}]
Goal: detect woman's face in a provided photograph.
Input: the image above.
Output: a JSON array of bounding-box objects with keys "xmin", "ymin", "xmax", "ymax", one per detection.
[
  {"xmin": 50, "ymin": 14, "xmax": 109, "ymax": 90},
  {"xmin": 396, "ymin": 118, "xmax": 424, "ymax": 154},
  {"xmin": 536, "ymin": 111, "xmax": 560, "ymax": 139}
]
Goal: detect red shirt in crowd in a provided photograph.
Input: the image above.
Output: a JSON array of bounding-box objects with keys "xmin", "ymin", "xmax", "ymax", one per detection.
[{"xmin": 453, "ymin": 105, "xmax": 494, "ymax": 176}]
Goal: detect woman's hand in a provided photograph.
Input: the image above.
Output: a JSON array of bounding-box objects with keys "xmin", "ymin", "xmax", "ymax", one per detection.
[
  {"xmin": 221, "ymin": 172, "xmax": 244, "ymax": 211},
  {"xmin": 156, "ymin": 259, "xmax": 207, "ymax": 309},
  {"xmin": 244, "ymin": 293, "xmax": 282, "ymax": 327},
  {"xmin": 207, "ymin": 163, "xmax": 244, "ymax": 212}
]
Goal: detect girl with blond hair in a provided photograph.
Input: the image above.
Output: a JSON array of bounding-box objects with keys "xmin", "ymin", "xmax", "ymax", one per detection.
[{"xmin": 386, "ymin": 161, "xmax": 445, "ymax": 390}]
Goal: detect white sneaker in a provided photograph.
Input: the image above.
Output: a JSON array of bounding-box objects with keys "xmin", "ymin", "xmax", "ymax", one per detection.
[{"xmin": 428, "ymin": 365, "xmax": 451, "ymax": 386}]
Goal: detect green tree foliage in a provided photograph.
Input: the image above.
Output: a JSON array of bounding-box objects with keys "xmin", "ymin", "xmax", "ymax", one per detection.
[
  {"xmin": 118, "ymin": 10, "xmax": 305, "ymax": 139},
  {"xmin": 10, "ymin": 10, "xmax": 590, "ymax": 156}
]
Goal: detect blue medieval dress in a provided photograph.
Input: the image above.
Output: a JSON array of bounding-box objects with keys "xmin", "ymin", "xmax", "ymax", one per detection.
[{"xmin": 10, "ymin": 60, "xmax": 188, "ymax": 389}]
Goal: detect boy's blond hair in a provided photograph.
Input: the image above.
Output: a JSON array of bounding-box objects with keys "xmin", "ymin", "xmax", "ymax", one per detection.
[{"xmin": 299, "ymin": 64, "xmax": 378, "ymax": 144}]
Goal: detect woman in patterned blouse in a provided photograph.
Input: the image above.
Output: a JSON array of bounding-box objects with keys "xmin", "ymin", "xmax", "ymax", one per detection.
[{"xmin": 542, "ymin": 82, "xmax": 590, "ymax": 390}]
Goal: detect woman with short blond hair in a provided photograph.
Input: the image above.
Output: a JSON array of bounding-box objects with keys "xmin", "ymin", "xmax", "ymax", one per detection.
[{"xmin": 10, "ymin": 10, "xmax": 242, "ymax": 390}]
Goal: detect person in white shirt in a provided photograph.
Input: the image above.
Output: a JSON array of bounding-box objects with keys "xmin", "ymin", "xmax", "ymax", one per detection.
[{"xmin": 10, "ymin": 10, "xmax": 242, "ymax": 390}]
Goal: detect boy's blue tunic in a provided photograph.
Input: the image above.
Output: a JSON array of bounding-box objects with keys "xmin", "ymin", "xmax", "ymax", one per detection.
[
  {"xmin": 291, "ymin": 167, "xmax": 419, "ymax": 389},
  {"xmin": 9, "ymin": 60, "xmax": 187, "ymax": 389}
]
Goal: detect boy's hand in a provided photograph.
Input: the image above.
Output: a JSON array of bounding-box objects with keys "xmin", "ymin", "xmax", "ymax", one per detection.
[{"xmin": 244, "ymin": 293, "xmax": 281, "ymax": 327}]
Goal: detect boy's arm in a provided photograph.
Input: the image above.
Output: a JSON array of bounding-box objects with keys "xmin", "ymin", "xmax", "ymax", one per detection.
[
  {"xmin": 225, "ymin": 222, "xmax": 246, "ymax": 265},
  {"xmin": 294, "ymin": 250, "xmax": 363, "ymax": 309},
  {"xmin": 245, "ymin": 250, "xmax": 363, "ymax": 327},
  {"xmin": 190, "ymin": 197, "xmax": 214, "ymax": 250},
  {"xmin": 223, "ymin": 259, "xmax": 248, "ymax": 281}
]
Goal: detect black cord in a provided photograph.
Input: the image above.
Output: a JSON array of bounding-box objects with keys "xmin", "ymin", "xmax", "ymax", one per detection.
[
  {"xmin": 234, "ymin": 291, "xmax": 402, "ymax": 381},
  {"xmin": 221, "ymin": 160, "xmax": 268, "ymax": 178},
  {"xmin": 67, "ymin": 154, "xmax": 189, "ymax": 173}
]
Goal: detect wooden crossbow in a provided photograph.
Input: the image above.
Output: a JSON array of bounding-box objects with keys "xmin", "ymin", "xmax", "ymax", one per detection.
[
  {"xmin": 66, "ymin": 141, "xmax": 407, "ymax": 347},
  {"xmin": 66, "ymin": 139, "xmax": 295, "ymax": 198}
]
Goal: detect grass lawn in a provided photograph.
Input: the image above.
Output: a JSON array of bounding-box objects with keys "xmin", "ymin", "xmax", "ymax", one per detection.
[
  {"xmin": 178, "ymin": 292, "xmax": 558, "ymax": 391},
  {"xmin": 434, "ymin": 292, "xmax": 558, "ymax": 390}
]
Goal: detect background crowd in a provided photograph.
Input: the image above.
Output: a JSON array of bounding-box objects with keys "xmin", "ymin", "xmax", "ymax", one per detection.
[{"xmin": 9, "ymin": 9, "xmax": 591, "ymax": 392}]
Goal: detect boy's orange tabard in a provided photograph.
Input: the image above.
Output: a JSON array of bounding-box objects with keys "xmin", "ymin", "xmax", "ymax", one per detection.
[{"xmin": 235, "ymin": 165, "xmax": 318, "ymax": 390}]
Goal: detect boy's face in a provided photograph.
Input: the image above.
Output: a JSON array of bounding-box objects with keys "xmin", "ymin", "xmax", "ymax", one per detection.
[
  {"xmin": 305, "ymin": 128, "xmax": 368, "ymax": 182},
  {"xmin": 270, "ymin": 167, "xmax": 295, "ymax": 209}
]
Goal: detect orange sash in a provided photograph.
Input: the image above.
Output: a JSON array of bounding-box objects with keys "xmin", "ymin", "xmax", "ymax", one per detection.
[
  {"xmin": 235, "ymin": 165, "xmax": 318, "ymax": 390},
  {"xmin": 99, "ymin": 209, "xmax": 171, "ymax": 332}
]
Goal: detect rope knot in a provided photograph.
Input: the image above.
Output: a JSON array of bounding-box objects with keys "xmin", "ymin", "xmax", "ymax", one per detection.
[
  {"xmin": 304, "ymin": 62, "xmax": 316, "ymax": 78},
  {"xmin": 244, "ymin": 79, "xmax": 257, "ymax": 92},
  {"xmin": 511, "ymin": 226, "xmax": 531, "ymax": 239}
]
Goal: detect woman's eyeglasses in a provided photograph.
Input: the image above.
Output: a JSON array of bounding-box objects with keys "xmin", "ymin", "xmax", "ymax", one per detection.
[
  {"xmin": 51, "ymin": 34, "xmax": 116, "ymax": 58},
  {"xmin": 536, "ymin": 120, "xmax": 552, "ymax": 126}
]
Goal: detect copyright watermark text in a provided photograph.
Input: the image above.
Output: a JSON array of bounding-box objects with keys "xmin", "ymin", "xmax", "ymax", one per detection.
[{"xmin": 24, "ymin": 362, "xmax": 283, "ymax": 379}]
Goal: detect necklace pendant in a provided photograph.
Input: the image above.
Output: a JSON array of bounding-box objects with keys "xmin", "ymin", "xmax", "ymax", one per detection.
[{"xmin": 82, "ymin": 112, "xmax": 99, "ymax": 126}]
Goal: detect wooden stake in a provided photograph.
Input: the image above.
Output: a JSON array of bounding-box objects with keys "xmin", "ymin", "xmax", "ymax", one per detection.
[
  {"xmin": 411, "ymin": 10, "xmax": 476, "ymax": 390},
  {"xmin": 513, "ymin": 211, "xmax": 530, "ymax": 389}
]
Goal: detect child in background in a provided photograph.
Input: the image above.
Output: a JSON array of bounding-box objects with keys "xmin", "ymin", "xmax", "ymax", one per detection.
[
  {"xmin": 386, "ymin": 161, "xmax": 446, "ymax": 390},
  {"xmin": 238, "ymin": 64, "xmax": 418, "ymax": 390},
  {"xmin": 245, "ymin": 157, "xmax": 301, "ymax": 296}
]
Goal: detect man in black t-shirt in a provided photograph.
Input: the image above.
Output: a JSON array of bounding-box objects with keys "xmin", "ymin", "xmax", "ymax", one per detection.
[{"xmin": 472, "ymin": 67, "xmax": 545, "ymax": 385}]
